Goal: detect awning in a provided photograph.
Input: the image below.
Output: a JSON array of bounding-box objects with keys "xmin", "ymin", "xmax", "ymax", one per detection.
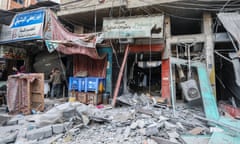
[
  {"xmin": 45, "ymin": 10, "xmax": 105, "ymax": 59},
  {"xmin": 217, "ymin": 12, "xmax": 240, "ymax": 45}
]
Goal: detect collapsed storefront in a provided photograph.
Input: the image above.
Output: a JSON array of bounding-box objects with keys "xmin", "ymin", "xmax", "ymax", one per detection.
[
  {"xmin": 101, "ymin": 15, "xmax": 165, "ymax": 106},
  {"xmin": 0, "ymin": 7, "xmax": 109, "ymax": 113}
]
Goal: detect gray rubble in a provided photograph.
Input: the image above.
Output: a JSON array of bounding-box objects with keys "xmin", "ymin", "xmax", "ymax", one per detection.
[{"xmin": 0, "ymin": 93, "xmax": 215, "ymax": 144}]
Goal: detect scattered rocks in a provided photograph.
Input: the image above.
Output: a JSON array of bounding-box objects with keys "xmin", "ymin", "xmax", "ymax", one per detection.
[{"xmin": 0, "ymin": 99, "xmax": 212, "ymax": 144}]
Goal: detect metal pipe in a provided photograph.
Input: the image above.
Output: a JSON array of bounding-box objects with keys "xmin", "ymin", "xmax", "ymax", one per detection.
[
  {"xmin": 187, "ymin": 44, "xmax": 191, "ymax": 80},
  {"xmin": 169, "ymin": 57, "xmax": 176, "ymax": 117},
  {"xmin": 214, "ymin": 51, "xmax": 232, "ymax": 63},
  {"xmin": 227, "ymin": 32, "xmax": 239, "ymax": 52},
  {"xmin": 112, "ymin": 44, "xmax": 130, "ymax": 107}
]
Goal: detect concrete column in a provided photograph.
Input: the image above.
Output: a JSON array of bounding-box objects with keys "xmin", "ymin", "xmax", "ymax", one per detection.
[
  {"xmin": 203, "ymin": 12, "xmax": 216, "ymax": 95},
  {"xmin": 163, "ymin": 16, "xmax": 171, "ymax": 59},
  {"xmin": 0, "ymin": 0, "xmax": 8, "ymax": 9}
]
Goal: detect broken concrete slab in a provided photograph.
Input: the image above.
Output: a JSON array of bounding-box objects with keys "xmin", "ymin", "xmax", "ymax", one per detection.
[
  {"xmin": 81, "ymin": 114, "xmax": 90, "ymax": 125},
  {"xmin": 52, "ymin": 124, "xmax": 65, "ymax": 134},
  {"xmin": 130, "ymin": 121, "xmax": 138, "ymax": 130},
  {"xmin": 167, "ymin": 131, "xmax": 179, "ymax": 138},
  {"xmin": 150, "ymin": 136, "xmax": 178, "ymax": 144},
  {"xmin": 136, "ymin": 119, "xmax": 145, "ymax": 128},
  {"xmin": 123, "ymin": 126, "xmax": 131, "ymax": 139},
  {"xmin": 164, "ymin": 121, "xmax": 177, "ymax": 130},
  {"xmin": 0, "ymin": 131, "xmax": 18, "ymax": 144},
  {"xmin": 0, "ymin": 125, "xmax": 22, "ymax": 135},
  {"xmin": 145, "ymin": 126, "xmax": 159, "ymax": 136},
  {"xmin": 26, "ymin": 125, "xmax": 52, "ymax": 140}
]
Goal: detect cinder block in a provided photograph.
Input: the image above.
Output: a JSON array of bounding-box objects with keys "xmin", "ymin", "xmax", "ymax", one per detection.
[
  {"xmin": 52, "ymin": 124, "xmax": 65, "ymax": 134},
  {"xmin": 26, "ymin": 126, "xmax": 52, "ymax": 140}
]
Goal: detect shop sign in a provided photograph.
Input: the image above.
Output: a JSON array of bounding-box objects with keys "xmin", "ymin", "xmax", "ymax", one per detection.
[
  {"xmin": 0, "ymin": 9, "xmax": 45, "ymax": 43},
  {"xmin": 0, "ymin": 45, "xmax": 26, "ymax": 60},
  {"xmin": 102, "ymin": 15, "xmax": 164, "ymax": 39}
]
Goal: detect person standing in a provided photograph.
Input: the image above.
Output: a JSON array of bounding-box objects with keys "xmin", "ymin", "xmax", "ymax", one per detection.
[{"xmin": 50, "ymin": 68, "xmax": 63, "ymax": 98}]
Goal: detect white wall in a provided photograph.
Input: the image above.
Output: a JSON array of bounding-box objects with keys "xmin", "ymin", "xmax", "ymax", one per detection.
[{"xmin": 0, "ymin": 0, "xmax": 8, "ymax": 10}]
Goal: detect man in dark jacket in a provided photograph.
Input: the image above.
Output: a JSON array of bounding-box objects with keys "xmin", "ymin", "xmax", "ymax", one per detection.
[{"xmin": 50, "ymin": 68, "xmax": 63, "ymax": 98}]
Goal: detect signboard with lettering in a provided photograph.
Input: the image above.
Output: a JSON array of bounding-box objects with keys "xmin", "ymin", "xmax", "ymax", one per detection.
[
  {"xmin": 0, "ymin": 9, "xmax": 45, "ymax": 43},
  {"xmin": 102, "ymin": 15, "xmax": 164, "ymax": 39}
]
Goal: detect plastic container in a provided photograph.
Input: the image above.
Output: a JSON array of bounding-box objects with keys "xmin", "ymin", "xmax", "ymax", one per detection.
[
  {"xmin": 77, "ymin": 77, "xmax": 86, "ymax": 92},
  {"xmin": 68, "ymin": 77, "xmax": 79, "ymax": 91},
  {"xmin": 85, "ymin": 77, "xmax": 105, "ymax": 93}
]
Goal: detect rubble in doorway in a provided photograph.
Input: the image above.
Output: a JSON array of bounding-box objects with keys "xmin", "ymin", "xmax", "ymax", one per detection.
[{"xmin": 0, "ymin": 93, "xmax": 237, "ymax": 144}]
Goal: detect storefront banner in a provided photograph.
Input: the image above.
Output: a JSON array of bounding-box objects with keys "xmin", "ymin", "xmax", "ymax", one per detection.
[
  {"xmin": 103, "ymin": 15, "xmax": 164, "ymax": 39},
  {"xmin": 0, "ymin": 9, "xmax": 45, "ymax": 43}
]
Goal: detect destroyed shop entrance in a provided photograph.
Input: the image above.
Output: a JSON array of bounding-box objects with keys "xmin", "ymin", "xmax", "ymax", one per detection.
[{"xmin": 127, "ymin": 48, "xmax": 162, "ymax": 95}]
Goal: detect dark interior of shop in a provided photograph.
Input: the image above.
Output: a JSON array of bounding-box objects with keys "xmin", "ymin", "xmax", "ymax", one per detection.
[{"xmin": 127, "ymin": 52, "xmax": 161, "ymax": 96}]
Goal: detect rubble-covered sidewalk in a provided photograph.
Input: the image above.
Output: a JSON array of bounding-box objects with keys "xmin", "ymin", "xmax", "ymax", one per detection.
[{"xmin": 0, "ymin": 93, "xmax": 239, "ymax": 144}]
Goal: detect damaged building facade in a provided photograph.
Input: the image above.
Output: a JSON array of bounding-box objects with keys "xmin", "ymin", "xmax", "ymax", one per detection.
[
  {"xmin": 0, "ymin": 0, "xmax": 240, "ymax": 143},
  {"xmin": 57, "ymin": 0, "xmax": 240, "ymax": 106}
]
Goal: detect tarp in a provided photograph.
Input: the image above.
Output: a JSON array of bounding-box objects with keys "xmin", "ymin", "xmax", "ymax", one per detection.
[
  {"xmin": 217, "ymin": 12, "xmax": 240, "ymax": 45},
  {"xmin": 45, "ymin": 10, "xmax": 105, "ymax": 59}
]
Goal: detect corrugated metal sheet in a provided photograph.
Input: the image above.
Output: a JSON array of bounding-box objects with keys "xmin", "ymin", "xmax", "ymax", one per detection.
[{"xmin": 218, "ymin": 12, "xmax": 240, "ymax": 45}]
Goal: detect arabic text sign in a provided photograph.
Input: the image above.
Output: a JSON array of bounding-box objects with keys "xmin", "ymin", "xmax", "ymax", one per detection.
[
  {"xmin": 0, "ymin": 9, "xmax": 45, "ymax": 43},
  {"xmin": 11, "ymin": 9, "xmax": 44, "ymax": 28},
  {"xmin": 102, "ymin": 15, "xmax": 164, "ymax": 39}
]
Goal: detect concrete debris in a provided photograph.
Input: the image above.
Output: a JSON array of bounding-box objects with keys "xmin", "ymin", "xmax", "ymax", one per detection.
[
  {"xmin": 188, "ymin": 127, "xmax": 205, "ymax": 135},
  {"xmin": 0, "ymin": 100, "xmax": 224, "ymax": 144},
  {"xmin": 145, "ymin": 125, "xmax": 159, "ymax": 136},
  {"xmin": 117, "ymin": 92, "xmax": 152, "ymax": 106},
  {"xmin": 130, "ymin": 121, "xmax": 138, "ymax": 130},
  {"xmin": 52, "ymin": 124, "xmax": 66, "ymax": 134},
  {"xmin": 0, "ymin": 131, "xmax": 18, "ymax": 144},
  {"xmin": 26, "ymin": 125, "xmax": 52, "ymax": 140}
]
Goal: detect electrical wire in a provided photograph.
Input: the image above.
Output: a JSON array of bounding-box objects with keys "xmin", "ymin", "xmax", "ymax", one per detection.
[
  {"xmin": 148, "ymin": 35, "xmax": 152, "ymax": 94},
  {"xmin": 137, "ymin": 0, "xmax": 240, "ymax": 11}
]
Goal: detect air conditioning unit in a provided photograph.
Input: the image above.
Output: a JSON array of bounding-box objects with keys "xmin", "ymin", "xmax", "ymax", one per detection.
[
  {"xmin": 119, "ymin": 38, "xmax": 134, "ymax": 44},
  {"xmin": 180, "ymin": 79, "xmax": 201, "ymax": 101}
]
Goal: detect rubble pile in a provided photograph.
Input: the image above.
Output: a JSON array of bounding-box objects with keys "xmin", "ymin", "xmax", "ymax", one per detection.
[{"xmin": 0, "ymin": 93, "xmax": 215, "ymax": 144}]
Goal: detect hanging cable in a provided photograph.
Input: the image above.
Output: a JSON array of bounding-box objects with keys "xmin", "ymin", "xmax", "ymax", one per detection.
[
  {"xmin": 94, "ymin": 3, "xmax": 97, "ymax": 33},
  {"xmin": 148, "ymin": 35, "xmax": 152, "ymax": 94}
]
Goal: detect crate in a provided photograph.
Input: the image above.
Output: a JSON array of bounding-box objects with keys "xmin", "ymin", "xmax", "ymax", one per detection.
[
  {"xmin": 68, "ymin": 77, "xmax": 79, "ymax": 91},
  {"xmin": 76, "ymin": 92, "xmax": 88, "ymax": 104},
  {"xmin": 77, "ymin": 78, "xmax": 86, "ymax": 92},
  {"xmin": 85, "ymin": 77, "xmax": 105, "ymax": 93},
  {"xmin": 87, "ymin": 92, "xmax": 102, "ymax": 105}
]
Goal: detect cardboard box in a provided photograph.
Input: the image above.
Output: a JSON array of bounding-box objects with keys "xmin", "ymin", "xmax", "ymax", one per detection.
[
  {"xmin": 76, "ymin": 92, "xmax": 88, "ymax": 104},
  {"xmin": 87, "ymin": 92, "xmax": 102, "ymax": 105}
]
